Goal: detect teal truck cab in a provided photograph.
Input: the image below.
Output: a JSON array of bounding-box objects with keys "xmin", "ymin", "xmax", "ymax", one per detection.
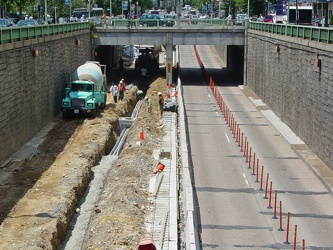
[{"xmin": 61, "ymin": 61, "xmax": 107, "ymax": 119}]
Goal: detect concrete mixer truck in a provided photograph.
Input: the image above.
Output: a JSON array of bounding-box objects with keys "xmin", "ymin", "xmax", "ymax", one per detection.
[{"xmin": 61, "ymin": 61, "xmax": 107, "ymax": 119}]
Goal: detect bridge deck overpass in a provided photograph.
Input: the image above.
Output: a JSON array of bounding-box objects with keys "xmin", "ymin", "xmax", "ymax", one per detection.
[
  {"xmin": 94, "ymin": 25, "xmax": 245, "ymax": 83},
  {"xmin": 94, "ymin": 26, "xmax": 245, "ymax": 46}
]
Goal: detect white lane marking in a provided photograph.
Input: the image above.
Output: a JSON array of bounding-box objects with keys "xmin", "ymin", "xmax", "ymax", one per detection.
[
  {"xmin": 243, "ymin": 173, "xmax": 249, "ymax": 186},
  {"xmin": 225, "ymin": 133, "xmax": 230, "ymax": 142}
]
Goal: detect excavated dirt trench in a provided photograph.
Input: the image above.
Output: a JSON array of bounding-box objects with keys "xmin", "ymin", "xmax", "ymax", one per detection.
[{"xmin": 0, "ymin": 76, "xmax": 168, "ymax": 249}]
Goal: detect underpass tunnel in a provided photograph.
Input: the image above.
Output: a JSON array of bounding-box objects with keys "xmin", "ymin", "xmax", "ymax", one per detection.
[
  {"xmin": 92, "ymin": 45, "xmax": 117, "ymax": 81},
  {"xmin": 227, "ymin": 45, "xmax": 244, "ymax": 83}
]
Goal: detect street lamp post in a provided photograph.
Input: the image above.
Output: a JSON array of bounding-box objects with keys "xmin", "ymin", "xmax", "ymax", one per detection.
[
  {"xmin": 45, "ymin": 0, "xmax": 47, "ymax": 24},
  {"xmin": 247, "ymin": 0, "xmax": 249, "ymax": 17},
  {"xmin": 295, "ymin": 0, "xmax": 299, "ymax": 24},
  {"xmin": 206, "ymin": 2, "xmax": 208, "ymax": 16},
  {"xmin": 54, "ymin": 6, "xmax": 57, "ymax": 23},
  {"xmin": 110, "ymin": 0, "xmax": 112, "ymax": 16}
]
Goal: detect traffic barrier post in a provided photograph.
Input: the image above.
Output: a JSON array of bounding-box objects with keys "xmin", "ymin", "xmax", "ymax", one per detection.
[
  {"xmin": 267, "ymin": 181, "xmax": 273, "ymax": 208},
  {"xmin": 255, "ymin": 160, "xmax": 259, "ymax": 182},
  {"xmin": 241, "ymin": 132, "xmax": 244, "ymax": 151},
  {"xmin": 236, "ymin": 126, "xmax": 239, "ymax": 144},
  {"xmin": 252, "ymin": 153, "xmax": 256, "ymax": 175},
  {"xmin": 273, "ymin": 190, "xmax": 278, "ymax": 218},
  {"xmin": 264, "ymin": 173, "xmax": 269, "ymax": 198},
  {"xmin": 278, "ymin": 201, "xmax": 284, "ymax": 231},
  {"xmin": 293, "ymin": 225, "xmax": 297, "ymax": 250},
  {"xmin": 259, "ymin": 165, "xmax": 264, "ymax": 190},
  {"xmin": 302, "ymin": 239, "xmax": 305, "ymax": 250},
  {"xmin": 284, "ymin": 212, "xmax": 291, "ymax": 244},
  {"xmin": 248, "ymin": 147, "xmax": 252, "ymax": 168}
]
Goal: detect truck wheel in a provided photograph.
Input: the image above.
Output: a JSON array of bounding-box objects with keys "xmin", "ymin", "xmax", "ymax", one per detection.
[
  {"xmin": 62, "ymin": 111, "xmax": 71, "ymax": 119},
  {"xmin": 100, "ymin": 94, "xmax": 107, "ymax": 109},
  {"xmin": 91, "ymin": 107, "xmax": 98, "ymax": 118}
]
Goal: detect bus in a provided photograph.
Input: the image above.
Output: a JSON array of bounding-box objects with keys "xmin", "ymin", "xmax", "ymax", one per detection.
[{"xmin": 73, "ymin": 7, "xmax": 104, "ymax": 24}]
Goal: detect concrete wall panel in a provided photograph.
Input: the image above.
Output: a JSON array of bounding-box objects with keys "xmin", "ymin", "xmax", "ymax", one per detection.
[
  {"xmin": 246, "ymin": 30, "xmax": 333, "ymax": 169},
  {"xmin": 0, "ymin": 31, "xmax": 91, "ymax": 166}
]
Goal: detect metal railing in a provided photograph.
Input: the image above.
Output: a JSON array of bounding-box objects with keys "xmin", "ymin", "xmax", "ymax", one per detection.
[
  {"xmin": 99, "ymin": 18, "xmax": 231, "ymax": 28},
  {"xmin": 0, "ymin": 22, "xmax": 89, "ymax": 44},
  {"xmin": 249, "ymin": 21, "xmax": 333, "ymax": 44},
  {"xmin": 2, "ymin": 20, "xmax": 332, "ymax": 46}
]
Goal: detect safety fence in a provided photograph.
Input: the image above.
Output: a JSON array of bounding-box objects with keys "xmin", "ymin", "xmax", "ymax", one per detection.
[
  {"xmin": 250, "ymin": 21, "xmax": 333, "ymax": 44},
  {"xmin": 208, "ymin": 78, "xmax": 307, "ymax": 249},
  {"xmin": 0, "ymin": 22, "xmax": 89, "ymax": 44},
  {"xmin": 100, "ymin": 18, "xmax": 229, "ymax": 28}
]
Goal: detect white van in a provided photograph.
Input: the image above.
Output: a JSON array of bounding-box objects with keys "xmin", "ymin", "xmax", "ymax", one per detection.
[{"xmin": 236, "ymin": 14, "xmax": 247, "ymax": 25}]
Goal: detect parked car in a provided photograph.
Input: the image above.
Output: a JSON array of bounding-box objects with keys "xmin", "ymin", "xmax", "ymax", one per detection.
[
  {"xmin": 139, "ymin": 14, "xmax": 174, "ymax": 27},
  {"xmin": 263, "ymin": 15, "xmax": 274, "ymax": 23},
  {"xmin": 0, "ymin": 18, "xmax": 17, "ymax": 28},
  {"xmin": 17, "ymin": 19, "xmax": 39, "ymax": 26}
]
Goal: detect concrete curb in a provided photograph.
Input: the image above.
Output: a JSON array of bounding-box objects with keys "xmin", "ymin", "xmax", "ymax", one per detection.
[{"xmin": 177, "ymin": 79, "xmax": 200, "ymax": 250}]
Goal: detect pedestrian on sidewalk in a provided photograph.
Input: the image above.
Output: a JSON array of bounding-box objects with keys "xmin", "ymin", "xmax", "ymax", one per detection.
[{"xmin": 110, "ymin": 82, "xmax": 118, "ymax": 103}]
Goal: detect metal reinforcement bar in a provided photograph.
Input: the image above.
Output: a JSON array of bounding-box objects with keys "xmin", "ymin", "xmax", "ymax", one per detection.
[
  {"xmin": 131, "ymin": 99, "xmax": 143, "ymax": 118},
  {"xmin": 110, "ymin": 98, "xmax": 142, "ymax": 156},
  {"xmin": 109, "ymin": 128, "xmax": 129, "ymax": 156}
]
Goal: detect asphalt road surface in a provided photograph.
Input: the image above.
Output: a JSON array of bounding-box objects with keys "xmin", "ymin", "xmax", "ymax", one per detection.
[{"xmin": 179, "ymin": 45, "xmax": 333, "ymax": 249}]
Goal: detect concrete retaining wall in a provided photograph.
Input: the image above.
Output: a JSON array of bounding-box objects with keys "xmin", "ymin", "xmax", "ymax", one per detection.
[
  {"xmin": 246, "ymin": 29, "xmax": 333, "ymax": 170},
  {"xmin": 0, "ymin": 31, "xmax": 91, "ymax": 166}
]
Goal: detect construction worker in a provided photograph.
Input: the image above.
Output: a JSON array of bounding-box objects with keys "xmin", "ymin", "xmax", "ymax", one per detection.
[
  {"xmin": 145, "ymin": 96, "xmax": 152, "ymax": 113},
  {"xmin": 137, "ymin": 89, "xmax": 144, "ymax": 100},
  {"xmin": 118, "ymin": 79, "xmax": 125, "ymax": 101},
  {"xmin": 158, "ymin": 92, "xmax": 164, "ymax": 116},
  {"xmin": 110, "ymin": 82, "xmax": 118, "ymax": 103}
]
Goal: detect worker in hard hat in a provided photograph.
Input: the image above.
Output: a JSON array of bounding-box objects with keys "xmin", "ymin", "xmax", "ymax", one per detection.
[
  {"xmin": 118, "ymin": 79, "xmax": 125, "ymax": 101},
  {"xmin": 137, "ymin": 89, "xmax": 143, "ymax": 100},
  {"xmin": 145, "ymin": 96, "xmax": 152, "ymax": 113}
]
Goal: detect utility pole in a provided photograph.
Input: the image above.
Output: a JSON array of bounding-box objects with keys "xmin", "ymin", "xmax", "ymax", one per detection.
[{"xmin": 45, "ymin": 0, "xmax": 47, "ymax": 24}]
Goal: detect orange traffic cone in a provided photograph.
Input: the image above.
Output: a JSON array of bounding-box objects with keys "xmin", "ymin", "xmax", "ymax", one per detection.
[
  {"xmin": 152, "ymin": 162, "xmax": 165, "ymax": 174},
  {"xmin": 167, "ymin": 80, "xmax": 171, "ymax": 89},
  {"xmin": 167, "ymin": 90, "xmax": 170, "ymax": 98},
  {"xmin": 139, "ymin": 128, "xmax": 144, "ymax": 140}
]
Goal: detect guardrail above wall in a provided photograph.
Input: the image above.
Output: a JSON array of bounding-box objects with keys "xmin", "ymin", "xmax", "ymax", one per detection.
[
  {"xmin": 100, "ymin": 18, "xmax": 229, "ymax": 28},
  {"xmin": 249, "ymin": 22, "xmax": 333, "ymax": 44},
  {"xmin": 0, "ymin": 22, "xmax": 90, "ymax": 44}
]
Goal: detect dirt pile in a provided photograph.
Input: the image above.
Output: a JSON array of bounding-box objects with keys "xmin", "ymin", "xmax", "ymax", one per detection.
[{"xmin": 0, "ymin": 77, "xmax": 168, "ymax": 250}]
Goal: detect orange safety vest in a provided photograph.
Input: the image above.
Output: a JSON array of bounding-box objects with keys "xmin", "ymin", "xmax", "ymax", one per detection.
[{"xmin": 118, "ymin": 83, "xmax": 124, "ymax": 92}]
